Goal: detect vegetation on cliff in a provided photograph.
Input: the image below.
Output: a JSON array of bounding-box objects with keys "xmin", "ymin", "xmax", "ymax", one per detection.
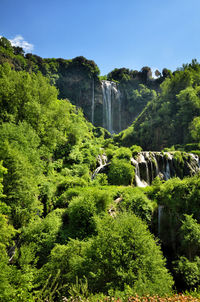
[{"xmin": 117, "ymin": 59, "xmax": 200, "ymax": 150}]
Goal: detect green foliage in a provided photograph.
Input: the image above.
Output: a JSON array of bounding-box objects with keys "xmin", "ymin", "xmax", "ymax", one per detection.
[
  {"xmin": 41, "ymin": 213, "xmax": 173, "ymax": 297},
  {"xmin": 117, "ymin": 187, "xmax": 154, "ymax": 223},
  {"xmin": 68, "ymin": 276, "xmax": 89, "ymax": 300},
  {"xmin": 86, "ymin": 213, "xmax": 173, "ymax": 295},
  {"xmin": 0, "ymin": 37, "xmax": 13, "ymax": 51},
  {"xmin": 0, "ymin": 214, "xmax": 16, "ymax": 301},
  {"xmin": 91, "ymin": 173, "xmax": 108, "ymax": 186},
  {"xmin": 108, "ymin": 159, "xmax": 135, "ymax": 185},
  {"xmin": 190, "ymin": 116, "xmax": 200, "ymax": 142},
  {"xmin": 34, "ymin": 270, "xmax": 64, "ymax": 302},
  {"xmin": 174, "ymin": 256, "xmax": 200, "ymax": 290},
  {"xmin": 180, "ymin": 215, "xmax": 200, "ymax": 260},
  {"xmin": 113, "ymin": 147, "xmax": 132, "ymax": 161},
  {"xmin": 40, "ymin": 239, "xmax": 91, "ymax": 298},
  {"xmin": 156, "ymin": 175, "xmax": 200, "ymax": 220},
  {"xmin": 66, "ymin": 187, "xmax": 112, "ymax": 239},
  {"xmin": 1, "ymin": 36, "xmax": 200, "ymax": 299},
  {"xmin": 67, "ymin": 195, "xmax": 97, "ymax": 239},
  {"xmin": 21, "ymin": 209, "xmax": 65, "ymax": 265},
  {"xmin": 117, "ymin": 60, "xmax": 200, "ymax": 150},
  {"xmin": 130, "ymin": 144, "xmax": 143, "ymax": 157},
  {"xmin": 0, "ymin": 161, "xmax": 8, "ymax": 213},
  {"xmin": 0, "ymin": 122, "xmax": 43, "ymax": 227}
]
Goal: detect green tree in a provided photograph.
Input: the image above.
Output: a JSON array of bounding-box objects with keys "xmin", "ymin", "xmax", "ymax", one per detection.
[
  {"xmin": 67, "ymin": 195, "xmax": 97, "ymax": 239},
  {"xmin": 108, "ymin": 159, "xmax": 135, "ymax": 185},
  {"xmin": 86, "ymin": 213, "xmax": 173, "ymax": 295},
  {"xmin": 0, "ymin": 122, "xmax": 43, "ymax": 227},
  {"xmin": 41, "ymin": 213, "xmax": 173, "ymax": 297},
  {"xmin": 173, "ymin": 256, "xmax": 200, "ymax": 290},
  {"xmin": 180, "ymin": 214, "xmax": 200, "ymax": 260},
  {"xmin": 190, "ymin": 116, "xmax": 200, "ymax": 142},
  {"xmin": 0, "ymin": 214, "xmax": 16, "ymax": 301}
]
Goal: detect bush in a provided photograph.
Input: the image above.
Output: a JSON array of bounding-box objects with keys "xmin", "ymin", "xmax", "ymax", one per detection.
[
  {"xmin": 41, "ymin": 213, "xmax": 174, "ymax": 298},
  {"xmin": 130, "ymin": 145, "xmax": 143, "ymax": 157},
  {"xmin": 86, "ymin": 213, "xmax": 174, "ymax": 295},
  {"xmin": 67, "ymin": 195, "xmax": 97, "ymax": 239},
  {"xmin": 173, "ymin": 256, "xmax": 200, "ymax": 290},
  {"xmin": 118, "ymin": 187, "xmax": 154, "ymax": 223},
  {"xmin": 113, "ymin": 147, "xmax": 132, "ymax": 161},
  {"xmin": 108, "ymin": 159, "xmax": 135, "ymax": 185}
]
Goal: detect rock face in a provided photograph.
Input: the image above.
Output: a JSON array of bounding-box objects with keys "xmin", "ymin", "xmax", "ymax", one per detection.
[
  {"xmin": 0, "ymin": 43, "xmax": 155, "ymax": 134},
  {"xmin": 61, "ymin": 76, "xmax": 125, "ymax": 133},
  {"xmin": 57, "ymin": 70, "xmax": 148, "ymax": 133},
  {"xmin": 131, "ymin": 152, "xmax": 200, "ymax": 187}
]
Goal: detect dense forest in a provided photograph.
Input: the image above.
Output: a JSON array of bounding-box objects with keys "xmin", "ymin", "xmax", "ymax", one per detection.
[{"xmin": 1, "ymin": 36, "xmax": 200, "ymax": 301}]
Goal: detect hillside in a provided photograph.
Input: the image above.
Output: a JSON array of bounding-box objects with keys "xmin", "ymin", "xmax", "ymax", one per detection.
[
  {"xmin": 0, "ymin": 36, "xmax": 170, "ymax": 133},
  {"xmin": 117, "ymin": 60, "xmax": 200, "ymax": 150},
  {"xmin": 0, "ymin": 36, "xmax": 200, "ymax": 301}
]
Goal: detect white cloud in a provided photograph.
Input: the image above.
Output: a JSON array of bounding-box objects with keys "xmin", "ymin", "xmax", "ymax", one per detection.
[{"xmin": 9, "ymin": 35, "xmax": 34, "ymax": 53}]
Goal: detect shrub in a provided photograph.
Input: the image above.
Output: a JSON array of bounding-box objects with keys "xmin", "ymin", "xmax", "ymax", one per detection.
[
  {"xmin": 113, "ymin": 147, "xmax": 132, "ymax": 161},
  {"xmin": 108, "ymin": 159, "xmax": 135, "ymax": 185},
  {"xmin": 67, "ymin": 195, "xmax": 97, "ymax": 239}
]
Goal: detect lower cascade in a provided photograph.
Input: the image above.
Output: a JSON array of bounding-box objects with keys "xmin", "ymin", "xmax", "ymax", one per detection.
[
  {"xmin": 93, "ymin": 151, "xmax": 200, "ymax": 186},
  {"xmin": 92, "ymin": 154, "xmax": 108, "ymax": 179},
  {"xmin": 132, "ymin": 152, "xmax": 200, "ymax": 187}
]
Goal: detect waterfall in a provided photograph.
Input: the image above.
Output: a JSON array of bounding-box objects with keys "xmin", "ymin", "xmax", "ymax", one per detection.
[
  {"xmin": 164, "ymin": 160, "xmax": 171, "ymax": 180},
  {"xmin": 101, "ymin": 80, "xmax": 121, "ymax": 133},
  {"xmin": 92, "ymin": 154, "xmax": 108, "ymax": 179},
  {"xmin": 131, "ymin": 157, "xmax": 148, "ymax": 187},
  {"xmin": 146, "ymin": 161, "xmax": 150, "ymax": 184},
  {"xmin": 154, "ymin": 157, "xmax": 159, "ymax": 176},
  {"xmin": 131, "ymin": 152, "xmax": 200, "ymax": 187},
  {"xmin": 135, "ymin": 162, "xmax": 147, "ymax": 187},
  {"xmin": 158, "ymin": 205, "xmax": 164, "ymax": 236},
  {"xmin": 150, "ymin": 160, "xmax": 154, "ymax": 183},
  {"xmin": 91, "ymin": 78, "xmax": 95, "ymax": 124}
]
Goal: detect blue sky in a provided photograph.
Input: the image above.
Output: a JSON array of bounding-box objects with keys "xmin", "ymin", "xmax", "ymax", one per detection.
[{"xmin": 1, "ymin": 0, "xmax": 200, "ymax": 75}]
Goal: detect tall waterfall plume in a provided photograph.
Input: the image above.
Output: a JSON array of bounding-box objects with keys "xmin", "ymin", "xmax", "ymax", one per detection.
[{"xmin": 101, "ymin": 80, "xmax": 121, "ymax": 133}]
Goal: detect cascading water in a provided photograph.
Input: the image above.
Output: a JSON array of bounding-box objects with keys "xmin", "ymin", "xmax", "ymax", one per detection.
[
  {"xmin": 101, "ymin": 80, "xmax": 121, "ymax": 133},
  {"xmin": 164, "ymin": 160, "xmax": 171, "ymax": 180},
  {"xmin": 158, "ymin": 205, "xmax": 164, "ymax": 236},
  {"xmin": 135, "ymin": 163, "xmax": 147, "ymax": 187},
  {"xmin": 92, "ymin": 151, "xmax": 200, "ymax": 187},
  {"xmin": 154, "ymin": 157, "xmax": 159, "ymax": 175},
  {"xmin": 92, "ymin": 154, "xmax": 108, "ymax": 179},
  {"xmin": 146, "ymin": 161, "xmax": 150, "ymax": 184},
  {"xmin": 131, "ymin": 152, "xmax": 200, "ymax": 187}
]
